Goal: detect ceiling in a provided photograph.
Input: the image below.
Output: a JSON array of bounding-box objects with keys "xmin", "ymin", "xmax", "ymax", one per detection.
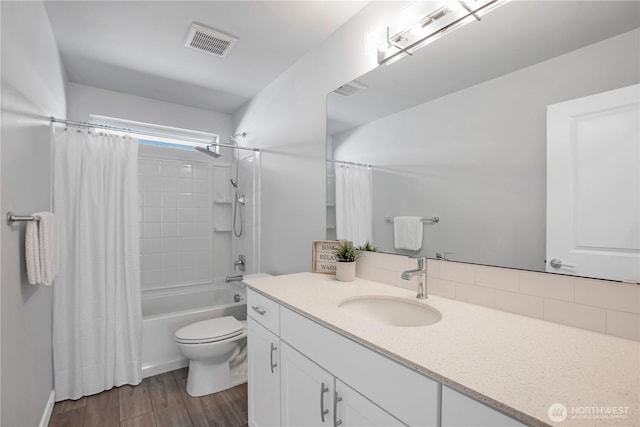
[
  {"xmin": 43, "ymin": 1, "xmax": 368, "ymax": 113},
  {"xmin": 327, "ymin": 0, "xmax": 640, "ymax": 135}
]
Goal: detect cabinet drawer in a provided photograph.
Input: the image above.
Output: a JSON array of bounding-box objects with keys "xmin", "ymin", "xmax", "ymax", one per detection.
[
  {"xmin": 281, "ymin": 307, "xmax": 439, "ymax": 427},
  {"xmin": 247, "ymin": 289, "xmax": 280, "ymax": 334}
]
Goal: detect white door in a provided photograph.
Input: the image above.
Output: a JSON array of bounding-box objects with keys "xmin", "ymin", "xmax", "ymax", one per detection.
[
  {"xmin": 280, "ymin": 342, "xmax": 334, "ymax": 426},
  {"xmin": 248, "ymin": 319, "xmax": 280, "ymax": 427},
  {"xmin": 334, "ymin": 379, "xmax": 406, "ymax": 427},
  {"xmin": 547, "ymin": 84, "xmax": 640, "ymax": 282}
]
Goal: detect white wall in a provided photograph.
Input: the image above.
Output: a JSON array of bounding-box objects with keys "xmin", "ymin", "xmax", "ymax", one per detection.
[
  {"xmin": 67, "ymin": 82, "xmax": 233, "ymax": 154},
  {"xmin": 233, "ymin": 1, "xmax": 407, "ymax": 275},
  {"xmin": 333, "ymin": 30, "xmax": 640, "ymax": 272},
  {"xmin": 0, "ymin": 1, "xmax": 67, "ymax": 425}
]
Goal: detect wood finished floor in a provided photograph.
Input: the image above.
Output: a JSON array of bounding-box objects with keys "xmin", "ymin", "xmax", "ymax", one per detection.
[{"xmin": 48, "ymin": 368, "xmax": 248, "ymax": 427}]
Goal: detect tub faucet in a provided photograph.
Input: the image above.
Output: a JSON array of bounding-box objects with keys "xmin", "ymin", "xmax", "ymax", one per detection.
[
  {"xmin": 401, "ymin": 256, "xmax": 427, "ymax": 299},
  {"xmin": 226, "ymin": 274, "xmax": 243, "ymax": 283}
]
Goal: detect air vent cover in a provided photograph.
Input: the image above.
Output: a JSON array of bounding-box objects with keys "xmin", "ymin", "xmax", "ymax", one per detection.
[
  {"xmin": 332, "ymin": 80, "xmax": 368, "ymax": 97},
  {"xmin": 184, "ymin": 23, "xmax": 238, "ymax": 57}
]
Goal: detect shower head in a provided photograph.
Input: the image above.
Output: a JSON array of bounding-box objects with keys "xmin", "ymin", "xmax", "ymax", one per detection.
[
  {"xmin": 194, "ymin": 145, "xmax": 221, "ymax": 158},
  {"xmin": 230, "ymin": 178, "xmax": 238, "ymax": 188},
  {"xmin": 226, "ymin": 132, "xmax": 247, "ymax": 145}
]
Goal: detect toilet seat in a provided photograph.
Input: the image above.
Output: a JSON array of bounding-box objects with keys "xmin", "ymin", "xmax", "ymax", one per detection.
[{"xmin": 176, "ymin": 316, "xmax": 245, "ymax": 344}]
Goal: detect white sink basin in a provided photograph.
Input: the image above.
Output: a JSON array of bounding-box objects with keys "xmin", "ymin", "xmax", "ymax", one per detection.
[{"xmin": 338, "ymin": 295, "xmax": 442, "ymax": 327}]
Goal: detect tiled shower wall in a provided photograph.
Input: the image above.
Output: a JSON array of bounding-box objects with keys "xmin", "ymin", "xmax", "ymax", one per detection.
[
  {"xmin": 357, "ymin": 252, "xmax": 640, "ymax": 341},
  {"xmin": 138, "ymin": 155, "xmax": 232, "ymax": 290}
]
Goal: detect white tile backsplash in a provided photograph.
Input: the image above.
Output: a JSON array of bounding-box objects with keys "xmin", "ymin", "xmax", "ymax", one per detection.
[
  {"xmin": 519, "ymin": 270, "xmax": 574, "ymax": 302},
  {"xmin": 543, "ymin": 299, "xmax": 606, "ymax": 334},
  {"xmin": 355, "ymin": 253, "xmax": 639, "ymax": 341},
  {"xmin": 455, "ymin": 283, "xmax": 495, "ymax": 308},
  {"xmin": 428, "ymin": 278, "xmax": 456, "ymax": 299},
  {"xmin": 440, "ymin": 261, "xmax": 475, "ymax": 284},
  {"xmin": 495, "ymin": 290, "xmax": 544, "ymax": 319},
  {"xmin": 475, "ymin": 265, "xmax": 519, "ymax": 292},
  {"xmin": 606, "ymin": 310, "xmax": 640, "ymax": 341},
  {"xmin": 575, "ymin": 278, "xmax": 640, "ymax": 314}
]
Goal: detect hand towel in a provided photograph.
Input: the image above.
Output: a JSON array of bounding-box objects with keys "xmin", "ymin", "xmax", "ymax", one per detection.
[
  {"xmin": 25, "ymin": 220, "xmax": 42, "ymax": 285},
  {"xmin": 35, "ymin": 212, "xmax": 58, "ymax": 286},
  {"xmin": 394, "ymin": 216, "xmax": 423, "ymax": 251}
]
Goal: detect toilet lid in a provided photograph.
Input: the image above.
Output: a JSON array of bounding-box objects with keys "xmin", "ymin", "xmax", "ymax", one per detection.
[{"xmin": 175, "ymin": 316, "xmax": 244, "ymax": 343}]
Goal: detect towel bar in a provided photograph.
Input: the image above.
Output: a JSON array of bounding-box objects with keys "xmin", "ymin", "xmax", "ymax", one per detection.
[
  {"xmin": 385, "ymin": 216, "xmax": 439, "ymax": 224},
  {"xmin": 6, "ymin": 212, "xmax": 39, "ymax": 225}
]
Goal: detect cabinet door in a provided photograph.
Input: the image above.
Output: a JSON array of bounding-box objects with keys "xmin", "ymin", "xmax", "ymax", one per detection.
[
  {"xmin": 441, "ymin": 386, "xmax": 526, "ymax": 427},
  {"xmin": 281, "ymin": 342, "xmax": 334, "ymax": 426},
  {"xmin": 248, "ymin": 318, "xmax": 280, "ymax": 427},
  {"xmin": 334, "ymin": 379, "xmax": 406, "ymax": 427}
]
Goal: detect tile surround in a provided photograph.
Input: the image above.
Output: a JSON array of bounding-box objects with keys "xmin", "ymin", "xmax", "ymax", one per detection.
[
  {"xmin": 356, "ymin": 252, "xmax": 640, "ymax": 341},
  {"xmin": 138, "ymin": 157, "xmax": 225, "ymax": 290}
]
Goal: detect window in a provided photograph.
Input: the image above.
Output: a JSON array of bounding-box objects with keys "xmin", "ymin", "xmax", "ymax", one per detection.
[{"xmin": 90, "ymin": 115, "xmax": 219, "ymax": 152}]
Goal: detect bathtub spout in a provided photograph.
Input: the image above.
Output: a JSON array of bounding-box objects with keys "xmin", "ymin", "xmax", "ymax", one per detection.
[{"xmin": 226, "ymin": 274, "xmax": 244, "ymax": 283}]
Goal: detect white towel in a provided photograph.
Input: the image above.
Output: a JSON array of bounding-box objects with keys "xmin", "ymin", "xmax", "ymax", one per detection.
[
  {"xmin": 393, "ymin": 216, "xmax": 423, "ymax": 251},
  {"xmin": 35, "ymin": 212, "xmax": 58, "ymax": 286},
  {"xmin": 25, "ymin": 220, "xmax": 42, "ymax": 285}
]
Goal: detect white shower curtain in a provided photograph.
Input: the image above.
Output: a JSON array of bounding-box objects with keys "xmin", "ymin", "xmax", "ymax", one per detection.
[
  {"xmin": 335, "ymin": 164, "xmax": 373, "ymax": 247},
  {"xmin": 52, "ymin": 129, "xmax": 142, "ymax": 400}
]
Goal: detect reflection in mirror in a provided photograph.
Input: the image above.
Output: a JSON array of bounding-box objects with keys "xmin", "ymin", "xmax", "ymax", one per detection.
[{"xmin": 326, "ymin": 1, "xmax": 640, "ymax": 282}]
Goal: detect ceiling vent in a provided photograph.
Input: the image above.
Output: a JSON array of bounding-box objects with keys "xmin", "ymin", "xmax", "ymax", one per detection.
[
  {"xmin": 332, "ymin": 80, "xmax": 368, "ymax": 97},
  {"xmin": 184, "ymin": 23, "xmax": 238, "ymax": 57}
]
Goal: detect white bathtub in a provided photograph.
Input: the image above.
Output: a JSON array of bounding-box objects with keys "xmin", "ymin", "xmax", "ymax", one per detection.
[{"xmin": 141, "ymin": 281, "xmax": 248, "ymax": 378}]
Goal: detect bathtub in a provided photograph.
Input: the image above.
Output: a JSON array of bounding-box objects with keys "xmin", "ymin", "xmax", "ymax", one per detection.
[{"xmin": 141, "ymin": 281, "xmax": 248, "ymax": 378}]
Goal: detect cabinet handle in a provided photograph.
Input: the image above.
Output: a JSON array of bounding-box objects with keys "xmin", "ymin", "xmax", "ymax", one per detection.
[
  {"xmin": 333, "ymin": 391, "xmax": 343, "ymax": 427},
  {"xmin": 320, "ymin": 382, "xmax": 329, "ymax": 422},
  {"xmin": 251, "ymin": 305, "xmax": 266, "ymax": 315},
  {"xmin": 270, "ymin": 343, "xmax": 278, "ymax": 373}
]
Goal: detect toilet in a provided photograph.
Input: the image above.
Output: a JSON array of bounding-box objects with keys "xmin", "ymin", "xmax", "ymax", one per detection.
[{"xmin": 175, "ymin": 316, "xmax": 247, "ymax": 397}]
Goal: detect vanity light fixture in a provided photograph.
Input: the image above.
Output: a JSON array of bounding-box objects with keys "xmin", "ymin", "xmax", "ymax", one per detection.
[{"xmin": 378, "ymin": 0, "xmax": 510, "ymax": 65}]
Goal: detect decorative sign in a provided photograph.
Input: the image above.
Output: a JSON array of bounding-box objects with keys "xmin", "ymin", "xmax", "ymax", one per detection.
[{"xmin": 312, "ymin": 240, "xmax": 341, "ymax": 274}]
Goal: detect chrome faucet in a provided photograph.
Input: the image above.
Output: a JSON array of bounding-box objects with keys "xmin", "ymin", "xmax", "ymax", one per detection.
[
  {"xmin": 234, "ymin": 254, "xmax": 246, "ymax": 272},
  {"xmin": 226, "ymin": 274, "xmax": 244, "ymax": 283},
  {"xmin": 401, "ymin": 256, "xmax": 427, "ymax": 299}
]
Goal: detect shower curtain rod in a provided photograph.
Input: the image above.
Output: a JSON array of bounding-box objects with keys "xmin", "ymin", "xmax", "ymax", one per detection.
[
  {"xmin": 328, "ymin": 159, "xmax": 372, "ymax": 168},
  {"xmin": 49, "ymin": 117, "xmax": 259, "ymax": 152}
]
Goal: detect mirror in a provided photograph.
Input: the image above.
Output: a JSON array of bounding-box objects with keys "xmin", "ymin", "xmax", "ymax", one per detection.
[{"xmin": 326, "ymin": 1, "xmax": 640, "ymax": 282}]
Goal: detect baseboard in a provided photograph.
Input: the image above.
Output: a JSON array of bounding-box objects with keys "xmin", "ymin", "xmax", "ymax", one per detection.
[
  {"xmin": 39, "ymin": 390, "xmax": 55, "ymax": 427},
  {"xmin": 142, "ymin": 358, "xmax": 189, "ymax": 379}
]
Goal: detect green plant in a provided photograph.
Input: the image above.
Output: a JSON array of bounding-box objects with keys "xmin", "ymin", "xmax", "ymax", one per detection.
[
  {"xmin": 355, "ymin": 241, "xmax": 377, "ymax": 252},
  {"xmin": 333, "ymin": 240, "xmax": 359, "ymax": 262}
]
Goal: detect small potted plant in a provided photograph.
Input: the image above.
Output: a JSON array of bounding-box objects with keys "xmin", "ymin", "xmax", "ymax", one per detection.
[
  {"xmin": 333, "ymin": 240, "xmax": 359, "ymax": 282},
  {"xmin": 355, "ymin": 241, "xmax": 377, "ymax": 252}
]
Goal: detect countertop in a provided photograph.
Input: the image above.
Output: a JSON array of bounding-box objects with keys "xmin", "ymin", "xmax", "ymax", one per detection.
[{"xmin": 244, "ymin": 272, "xmax": 640, "ymax": 427}]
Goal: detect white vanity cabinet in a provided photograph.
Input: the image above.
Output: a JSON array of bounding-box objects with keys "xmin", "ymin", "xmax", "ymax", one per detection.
[
  {"xmin": 280, "ymin": 342, "xmax": 333, "ymax": 426},
  {"xmin": 280, "ymin": 342, "xmax": 405, "ymax": 427},
  {"xmin": 441, "ymin": 386, "xmax": 526, "ymax": 427},
  {"xmin": 247, "ymin": 291, "xmax": 281, "ymax": 427},
  {"xmin": 279, "ymin": 307, "xmax": 438, "ymax": 426},
  {"xmin": 247, "ymin": 288, "xmax": 526, "ymax": 427},
  {"xmin": 334, "ymin": 379, "xmax": 406, "ymax": 427}
]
